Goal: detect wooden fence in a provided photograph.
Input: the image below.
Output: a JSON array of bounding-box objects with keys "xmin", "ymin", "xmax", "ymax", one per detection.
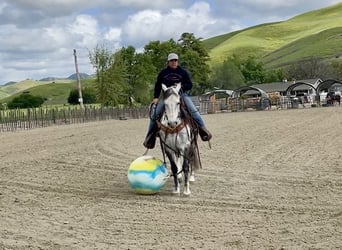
[{"xmin": 0, "ymin": 106, "xmax": 150, "ymax": 132}]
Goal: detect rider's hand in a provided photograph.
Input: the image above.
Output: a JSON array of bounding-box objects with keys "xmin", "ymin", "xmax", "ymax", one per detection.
[{"xmin": 152, "ymin": 98, "xmax": 159, "ymax": 106}]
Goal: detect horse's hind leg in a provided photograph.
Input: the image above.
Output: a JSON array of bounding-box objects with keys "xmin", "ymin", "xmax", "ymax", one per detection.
[
  {"xmin": 189, "ymin": 143, "xmax": 200, "ymax": 182},
  {"xmin": 189, "ymin": 171, "xmax": 195, "ymax": 182}
]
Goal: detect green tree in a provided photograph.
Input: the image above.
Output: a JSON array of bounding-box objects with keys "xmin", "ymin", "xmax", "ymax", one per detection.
[
  {"xmin": 8, "ymin": 93, "xmax": 45, "ymax": 109},
  {"xmin": 229, "ymin": 55, "xmax": 267, "ymax": 84},
  {"xmin": 89, "ymin": 44, "xmax": 112, "ymax": 104},
  {"xmin": 264, "ymin": 68, "xmax": 286, "ymax": 83},
  {"xmin": 143, "ymin": 33, "xmax": 211, "ymax": 95},
  {"xmin": 144, "ymin": 39, "xmax": 179, "ymax": 71},
  {"xmin": 178, "ymin": 32, "xmax": 211, "ymax": 94},
  {"xmin": 209, "ymin": 59, "xmax": 245, "ymax": 89},
  {"xmin": 89, "ymin": 33, "xmax": 211, "ymax": 105},
  {"xmin": 68, "ymin": 87, "xmax": 97, "ymax": 105},
  {"xmin": 120, "ymin": 46, "xmax": 156, "ymax": 105},
  {"xmin": 240, "ymin": 56, "xmax": 266, "ymax": 84},
  {"xmin": 129, "ymin": 53, "xmax": 156, "ymax": 105},
  {"xmin": 89, "ymin": 45, "xmax": 128, "ymax": 106}
]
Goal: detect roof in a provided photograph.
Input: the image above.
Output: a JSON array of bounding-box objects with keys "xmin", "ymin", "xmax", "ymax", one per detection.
[
  {"xmin": 316, "ymin": 79, "xmax": 342, "ymax": 92},
  {"xmin": 202, "ymin": 89, "xmax": 234, "ymax": 96},
  {"xmin": 232, "ymin": 86, "xmax": 269, "ymax": 98},
  {"xmin": 251, "ymin": 79, "xmax": 322, "ymax": 93}
]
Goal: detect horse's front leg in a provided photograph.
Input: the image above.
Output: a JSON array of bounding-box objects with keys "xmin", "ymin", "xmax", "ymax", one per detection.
[{"xmin": 182, "ymin": 157, "xmax": 191, "ymax": 196}]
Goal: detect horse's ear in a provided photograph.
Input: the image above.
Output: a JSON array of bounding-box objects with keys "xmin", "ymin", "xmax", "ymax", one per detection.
[
  {"xmin": 162, "ymin": 84, "xmax": 167, "ymax": 92},
  {"xmin": 175, "ymin": 82, "xmax": 181, "ymax": 92}
]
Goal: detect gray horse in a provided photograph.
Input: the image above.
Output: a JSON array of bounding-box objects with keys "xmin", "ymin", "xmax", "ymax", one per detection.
[{"xmin": 157, "ymin": 83, "xmax": 201, "ymax": 195}]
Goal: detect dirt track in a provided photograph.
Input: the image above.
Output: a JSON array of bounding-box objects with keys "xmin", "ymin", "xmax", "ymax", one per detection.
[{"xmin": 0, "ymin": 107, "xmax": 341, "ymax": 249}]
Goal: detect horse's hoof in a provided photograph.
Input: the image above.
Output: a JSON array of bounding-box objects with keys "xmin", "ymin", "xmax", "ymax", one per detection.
[
  {"xmin": 183, "ymin": 190, "xmax": 191, "ymax": 196},
  {"xmin": 172, "ymin": 188, "xmax": 180, "ymax": 195},
  {"xmin": 189, "ymin": 175, "xmax": 195, "ymax": 182}
]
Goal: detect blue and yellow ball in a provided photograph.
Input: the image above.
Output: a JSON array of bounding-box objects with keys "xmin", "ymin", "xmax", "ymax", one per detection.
[{"xmin": 127, "ymin": 155, "xmax": 169, "ymax": 194}]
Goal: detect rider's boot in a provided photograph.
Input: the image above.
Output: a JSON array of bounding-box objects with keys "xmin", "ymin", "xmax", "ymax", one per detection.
[
  {"xmin": 198, "ymin": 126, "xmax": 212, "ymax": 141},
  {"xmin": 143, "ymin": 125, "xmax": 158, "ymax": 149}
]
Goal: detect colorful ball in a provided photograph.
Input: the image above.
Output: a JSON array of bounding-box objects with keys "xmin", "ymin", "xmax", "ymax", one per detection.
[{"xmin": 127, "ymin": 155, "xmax": 169, "ymax": 194}]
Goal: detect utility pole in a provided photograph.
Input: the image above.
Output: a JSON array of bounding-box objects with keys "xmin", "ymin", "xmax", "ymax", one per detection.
[{"xmin": 73, "ymin": 49, "xmax": 84, "ymax": 109}]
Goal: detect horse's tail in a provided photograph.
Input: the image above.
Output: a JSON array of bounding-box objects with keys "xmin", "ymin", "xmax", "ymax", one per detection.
[{"xmin": 191, "ymin": 142, "xmax": 202, "ymax": 170}]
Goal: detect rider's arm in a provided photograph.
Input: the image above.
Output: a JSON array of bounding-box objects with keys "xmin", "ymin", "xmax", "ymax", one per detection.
[
  {"xmin": 180, "ymin": 68, "xmax": 192, "ymax": 92},
  {"xmin": 153, "ymin": 71, "xmax": 164, "ymax": 99}
]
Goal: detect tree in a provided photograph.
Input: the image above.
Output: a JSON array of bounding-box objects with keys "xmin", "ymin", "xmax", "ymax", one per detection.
[
  {"xmin": 209, "ymin": 59, "xmax": 245, "ymax": 89},
  {"xmin": 330, "ymin": 60, "xmax": 342, "ymax": 80},
  {"xmin": 88, "ymin": 33, "xmax": 211, "ymax": 105},
  {"xmin": 178, "ymin": 32, "xmax": 211, "ymax": 94},
  {"xmin": 89, "ymin": 45, "xmax": 128, "ymax": 106},
  {"xmin": 264, "ymin": 68, "xmax": 286, "ymax": 83},
  {"xmin": 240, "ymin": 56, "xmax": 266, "ymax": 84},
  {"xmin": 143, "ymin": 33, "xmax": 211, "ymax": 95},
  {"xmin": 8, "ymin": 93, "xmax": 45, "ymax": 109},
  {"xmin": 68, "ymin": 88, "xmax": 96, "ymax": 105},
  {"xmin": 286, "ymin": 57, "xmax": 328, "ymax": 80},
  {"xmin": 120, "ymin": 46, "xmax": 156, "ymax": 105},
  {"xmin": 89, "ymin": 44, "xmax": 112, "ymax": 104},
  {"xmin": 144, "ymin": 39, "xmax": 179, "ymax": 71}
]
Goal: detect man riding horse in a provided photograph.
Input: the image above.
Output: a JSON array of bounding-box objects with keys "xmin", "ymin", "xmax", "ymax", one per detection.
[{"xmin": 143, "ymin": 53, "xmax": 212, "ymax": 149}]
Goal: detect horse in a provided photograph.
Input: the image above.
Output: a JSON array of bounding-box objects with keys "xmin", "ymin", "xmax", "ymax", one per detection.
[{"xmin": 157, "ymin": 83, "xmax": 201, "ymax": 195}]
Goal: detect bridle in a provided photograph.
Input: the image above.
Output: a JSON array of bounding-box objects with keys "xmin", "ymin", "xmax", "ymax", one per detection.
[{"xmin": 157, "ymin": 119, "xmax": 186, "ymax": 134}]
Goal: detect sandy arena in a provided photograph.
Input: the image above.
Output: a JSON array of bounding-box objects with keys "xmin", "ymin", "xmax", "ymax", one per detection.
[{"xmin": 0, "ymin": 107, "xmax": 341, "ymax": 249}]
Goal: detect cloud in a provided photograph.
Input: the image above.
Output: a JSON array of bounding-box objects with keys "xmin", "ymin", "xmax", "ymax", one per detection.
[{"xmin": 122, "ymin": 2, "xmax": 235, "ymax": 47}]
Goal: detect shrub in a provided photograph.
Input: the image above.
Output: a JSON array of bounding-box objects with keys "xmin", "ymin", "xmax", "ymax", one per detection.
[
  {"xmin": 68, "ymin": 88, "xmax": 97, "ymax": 105},
  {"xmin": 8, "ymin": 93, "xmax": 45, "ymax": 109}
]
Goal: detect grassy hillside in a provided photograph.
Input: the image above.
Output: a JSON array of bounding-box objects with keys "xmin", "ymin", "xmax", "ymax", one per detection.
[
  {"xmin": 1, "ymin": 80, "xmax": 51, "ymax": 95},
  {"xmin": 263, "ymin": 27, "xmax": 342, "ymax": 68},
  {"xmin": 0, "ymin": 90, "xmax": 9, "ymax": 100},
  {"xmin": 206, "ymin": 2, "xmax": 342, "ymax": 68}
]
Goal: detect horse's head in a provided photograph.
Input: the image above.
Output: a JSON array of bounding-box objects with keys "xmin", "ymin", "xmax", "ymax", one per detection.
[{"xmin": 162, "ymin": 83, "xmax": 182, "ymax": 128}]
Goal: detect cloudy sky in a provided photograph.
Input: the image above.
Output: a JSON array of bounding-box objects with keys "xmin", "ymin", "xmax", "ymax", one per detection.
[{"xmin": 0, "ymin": 0, "xmax": 340, "ymax": 85}]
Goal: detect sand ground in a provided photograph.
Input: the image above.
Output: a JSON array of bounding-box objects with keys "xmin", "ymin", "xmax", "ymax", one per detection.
[{"xmin": 0, "ymin": 107, "xmax": 341, "ymax": 250}]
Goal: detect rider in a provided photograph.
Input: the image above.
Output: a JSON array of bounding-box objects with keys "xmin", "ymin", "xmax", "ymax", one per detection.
[{"xmin": 143, "ymin": 52, "xmax": 212, "ymax": 149}]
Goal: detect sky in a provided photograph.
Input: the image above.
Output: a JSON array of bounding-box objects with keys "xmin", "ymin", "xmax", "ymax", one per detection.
[{"xmin": 0, "ymin": 0, "xmax": 340, "ymax": 85}]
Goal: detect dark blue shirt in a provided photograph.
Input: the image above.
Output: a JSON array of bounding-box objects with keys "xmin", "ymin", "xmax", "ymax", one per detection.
[{"xmin": 153, "ymin": 66, "xmax": 192, "ymax": 98}]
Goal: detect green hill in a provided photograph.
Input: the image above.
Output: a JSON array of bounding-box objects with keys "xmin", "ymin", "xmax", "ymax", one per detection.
[
  {"xmin": 0, "ymin": 80, "xmax": 51, "ymax": 96},
  {"xmin": 205, "ymin": 2, "xmax": 342, "ymax": 68},
  {"xmin": 0, "ymin": 78, "xmax": 96, "ymax": 105},
  {"xmin": 263, "ymin": 27, "xmax": 342, "ymax": 68}
]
